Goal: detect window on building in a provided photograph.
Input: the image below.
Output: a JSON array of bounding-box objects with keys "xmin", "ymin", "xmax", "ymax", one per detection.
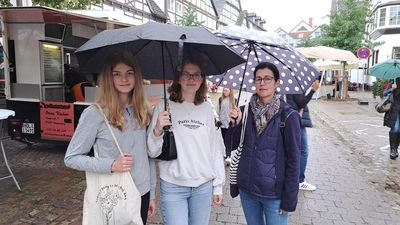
[
  {"xmin": 201, "ymin": 0, "xmax": 205, "ymax": 10},
  {"xmin": 393, "ymin": 47, "xmax": 400, "ymax": 59},
  {"xmin": 379, "ymin": 8, "xmax": 386, "ymax": 27},
  {"xmin": 279, "ymin": 34, "xmax": 286, "ymax": 39},
  {"xmin": 372, "ymin": 11, "xmax": 378, "ymax": 30},
  {"xmin": 168, "ymin": 0, "xmax": 175, "ymax": 11},
  {"xmin": 298, "ymin": 33, "xmax": 304, "ymax": 38},
  {"xmin": 389, "ymin": 6, "xmax": 400, "ymax": 25},
  {"xmin": 176, "ymin": 2, "xmax": 182, "ymax": 15}
]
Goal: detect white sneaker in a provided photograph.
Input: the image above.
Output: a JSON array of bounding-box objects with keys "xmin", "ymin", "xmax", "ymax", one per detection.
[
  {"xmin": 225, "ymin": 157, "xmax": 231, "ymax": 166},
  {"xmin": 299, "ymin": 180, "xmax": 316, "ymax": 191}
]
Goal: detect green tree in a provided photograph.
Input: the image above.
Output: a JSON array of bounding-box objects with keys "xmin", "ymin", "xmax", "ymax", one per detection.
[
  {"xmin": 296, "ymin": 35, "xmax": 320, "ymax": 48},
  {"xmin": 176, "ymin": 3, "xmax": 204, "ymax": 27},
  {"xmin": 0, "ymin": 0, "xmax": 12, "ymax": 6},
  {"xmin": 319, "ymin": 0, "xmax": 382, "ymax": 54},
  {"xmin": 318, "ymin": 0, "xmax": 384, "ymax": 99}
]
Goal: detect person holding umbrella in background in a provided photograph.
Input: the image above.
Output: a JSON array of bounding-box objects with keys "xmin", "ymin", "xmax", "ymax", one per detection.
[
  {"xmin": 383, "ymin": 78, "xmax": 400, "ymax": 159},
  {"xmin": 286, "ymin": 79, "xmax": 320, "ymax": 191},
  {"xmin": 370, "ymin": 60, "xmax": 400, "ymax": 159},
  {"xmin": 147, "ymin": 57, "xmax": 225, "ymax": 225},
  {"xmin": 225, "ymin": 62, "xmax": 301, "ymax": 225}
]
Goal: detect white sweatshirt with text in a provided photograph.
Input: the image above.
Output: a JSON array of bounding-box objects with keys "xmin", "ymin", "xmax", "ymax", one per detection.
[{"xmin": 147, "ymin": 99, "xmax": 225, "ymax": 195}]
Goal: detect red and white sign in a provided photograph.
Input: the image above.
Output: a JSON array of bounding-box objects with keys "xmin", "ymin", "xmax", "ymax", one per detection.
[
  {"xmin": 357, "ymin": 47, "xmax": 371, "ymax": 59},
  {"xmin": 40, "ymin": 101, "xmax": 74, "ymax": 140}
]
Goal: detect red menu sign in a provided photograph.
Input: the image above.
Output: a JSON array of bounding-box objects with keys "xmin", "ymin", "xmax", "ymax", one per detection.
[{"xmin": 40, "ymin": 101, "xmax": 74, "ymax": 140}]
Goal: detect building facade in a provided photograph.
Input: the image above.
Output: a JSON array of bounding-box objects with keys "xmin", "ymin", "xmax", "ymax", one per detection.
[
  {"xmin": 276, "ymin": 18, "xmax": 318, "ymax": 47},
  {"xmin": 368, "ymin": 0, "xmax": 400, "ymax": 65}
]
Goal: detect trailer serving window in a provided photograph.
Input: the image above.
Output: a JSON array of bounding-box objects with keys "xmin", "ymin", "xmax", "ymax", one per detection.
[{"xmin": 40, "ymin": 43, "xmax": 64, "ymax": 85}]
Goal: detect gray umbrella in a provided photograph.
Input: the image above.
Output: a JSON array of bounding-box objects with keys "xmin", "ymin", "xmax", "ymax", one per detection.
[
  {"xmin": 75, "ymin": 21, "xmax": 245, "ymax": 79},
  {"xmin": 207, "ymin": 25, "xmax": 320, "ymax": 100}
]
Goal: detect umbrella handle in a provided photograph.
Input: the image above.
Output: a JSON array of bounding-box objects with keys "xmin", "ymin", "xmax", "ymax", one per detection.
[{"xmin": 231, "ymin": 116, "xmax": 238, "ymax": 126}]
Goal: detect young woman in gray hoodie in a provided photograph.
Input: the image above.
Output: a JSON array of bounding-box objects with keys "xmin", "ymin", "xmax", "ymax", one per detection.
[{"xmin": 64, "ymin": 51, "xmax": 156, "ymax": 224}]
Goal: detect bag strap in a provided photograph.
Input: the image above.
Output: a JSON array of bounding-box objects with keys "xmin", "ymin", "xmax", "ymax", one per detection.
[
  {"xmin": 93, "ymin": 103, "xmax": 124, "ymax": 156},
  {"xmin": 280, "ymin": 105, "xmax": 289, "ymax": 157},
  {"xmin": 164, "ymin": 99, "xmax": 173, "ymax": 132},
  {"xmin": 238, "ymin": 103, "xmax": 250, "ymax": 145}
]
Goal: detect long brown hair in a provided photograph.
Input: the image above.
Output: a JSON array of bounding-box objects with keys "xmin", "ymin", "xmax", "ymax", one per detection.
[
  {"xmin": 219, "ymin": 88, "xmax": 235, "ymax": 110},
  {"xmin": 168, "ymin": 57, "xmax": 208, "ymax": 105},
  {"xmin": 96, "ymin": 51, "xmax": 151, "ymax": 130}
]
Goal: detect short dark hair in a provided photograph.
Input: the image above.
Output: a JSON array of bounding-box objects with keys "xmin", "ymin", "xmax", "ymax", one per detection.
[{"xmin": 253, "ymin": 62, "xmax": 279, "ymax": 81}]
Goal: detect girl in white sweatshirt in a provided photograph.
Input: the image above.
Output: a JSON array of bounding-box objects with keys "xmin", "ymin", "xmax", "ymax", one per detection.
[{"xmin": 148, "ymin": 57, "xmax": 225, "ymax": 225}]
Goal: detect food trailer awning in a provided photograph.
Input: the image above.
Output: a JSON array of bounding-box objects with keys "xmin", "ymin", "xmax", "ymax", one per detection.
[{"xmin": 0, "ymin": 6, "xmax": 133, "ymax": 29}]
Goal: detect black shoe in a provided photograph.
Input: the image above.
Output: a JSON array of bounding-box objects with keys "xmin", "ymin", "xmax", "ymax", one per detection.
[{"xmin": 390, "ymin": 149, "xmax": 398, "ymax": 159}]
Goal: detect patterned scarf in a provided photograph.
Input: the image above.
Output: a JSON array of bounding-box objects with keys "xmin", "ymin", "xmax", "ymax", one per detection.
[{"xmin": 250, "ymin": 93, "xmax": 281, "ymax": 135}]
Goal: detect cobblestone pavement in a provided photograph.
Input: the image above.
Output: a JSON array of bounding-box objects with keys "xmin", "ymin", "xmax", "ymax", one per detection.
[{"xmin": 1, "ymin": 90, "xmax": 400, "ymax": 224}]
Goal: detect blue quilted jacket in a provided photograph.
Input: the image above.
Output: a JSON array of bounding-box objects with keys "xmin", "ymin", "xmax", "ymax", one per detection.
[{"xmin": 225, "ymin": 102, "xmax": 301, "ymax": 212}]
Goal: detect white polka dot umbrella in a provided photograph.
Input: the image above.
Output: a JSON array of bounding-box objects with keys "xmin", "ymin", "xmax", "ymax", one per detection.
[{"xmin": 207, "ymin": 25, "xmax": 320, "ymax": 96}]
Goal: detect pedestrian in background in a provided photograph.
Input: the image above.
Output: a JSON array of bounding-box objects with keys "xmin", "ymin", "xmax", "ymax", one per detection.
[
  {"xmin": 147, "ymin": 57, "xmax": 225, "ymax": 225},
  {"xmin": 217, "ymin": 87, "xmax": 237, "ymax": 165},
  {"xmin": 286, "ymin": 79, "xmax": 320, "ymax": 191},
  {"xmin": 383, "ymin": 78, "xmax": 400, "ymax": 159},
  {"xmin": 226, "ymin": 62, "xmax": 301, "ymax": 225},
  {"xmin": 64, "ymin": 51, "xmax": 156, "ymax": 224}
]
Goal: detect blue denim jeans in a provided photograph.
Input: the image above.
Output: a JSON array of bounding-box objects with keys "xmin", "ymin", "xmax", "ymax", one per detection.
[
  {"xmin": 299, "ymin": 127, "xmax": 308, "ymax": 183},
  {"xmin": 160, "ymin": 179, "xmax": 213, "ymax": 225},
  {"xmin": 390, "ymin": 114, "xmax": 400, "ymax": 133},
  {"xmin": 239, "ymin": 189, "xmax": 289, "ymax": 225}
]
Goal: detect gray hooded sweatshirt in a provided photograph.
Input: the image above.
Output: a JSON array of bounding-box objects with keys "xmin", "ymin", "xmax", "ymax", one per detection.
[{"xmin": 64, "ymin": 105, "xmax": 156, "ymax": 199}]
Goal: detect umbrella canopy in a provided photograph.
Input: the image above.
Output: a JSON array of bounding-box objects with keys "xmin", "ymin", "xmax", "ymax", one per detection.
[
  {"xmin": 207, "ymin": 25, "xmax": 320, "ymax": 94},
  {"xmin": 369, "ymin": 59, "xmax": 400, "ymax": 80},
  {"xmin": 296, "ymin": 46, "xmax": 359, "ymax": 62},
  {"xmin": 75, "ymin": 21, "xmax": 245, "ymax": 79}
]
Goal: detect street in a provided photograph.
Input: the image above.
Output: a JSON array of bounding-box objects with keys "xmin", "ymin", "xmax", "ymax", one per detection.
[{"xmin": 1, "ymin": 90, "xmax": 400, "ymax": 224}]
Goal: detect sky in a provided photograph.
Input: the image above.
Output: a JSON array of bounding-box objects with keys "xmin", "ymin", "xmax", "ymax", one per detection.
[{"xmin": 240, "ymin": 0, "xmax": 333, "ymax": 32}]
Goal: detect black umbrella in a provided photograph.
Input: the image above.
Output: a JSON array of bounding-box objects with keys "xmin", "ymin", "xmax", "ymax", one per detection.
[{"xmin": 75, "ymin": 21, "xmax": 245, "ymax": 79}]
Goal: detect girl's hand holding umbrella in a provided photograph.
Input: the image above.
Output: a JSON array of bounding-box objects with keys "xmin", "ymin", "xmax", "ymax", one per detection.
[
  {"xmin": 392, "ymin": 83, "xmax": 397, "ymax": 91},
  {"xmin": 230, "ymin": 106, "xmax": 242, "ymax": 126},
  {"xmin": 153, "ymin": 111, "xmax": 172, "ymax": 137}
]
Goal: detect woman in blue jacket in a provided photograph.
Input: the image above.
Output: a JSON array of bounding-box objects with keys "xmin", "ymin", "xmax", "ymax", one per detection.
[{"xmin": 226, "ymin": 62, "xmax": 301, "ymax": 225}]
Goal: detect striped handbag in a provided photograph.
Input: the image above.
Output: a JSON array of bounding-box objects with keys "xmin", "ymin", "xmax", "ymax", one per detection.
[{"xmin": 229, "ymin": 103, "xmax": 249, "ymax": 198}]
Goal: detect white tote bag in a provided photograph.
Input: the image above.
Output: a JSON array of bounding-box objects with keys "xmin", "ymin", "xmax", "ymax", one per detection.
[{"xmin": 82, "ymin": 105, "xmax": 143, "ymax": 225}]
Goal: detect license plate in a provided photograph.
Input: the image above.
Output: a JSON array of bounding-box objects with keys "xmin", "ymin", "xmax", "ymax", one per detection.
[{"xmin": 22, "ymin": 123, "xmax": 34, "ymax": 134}]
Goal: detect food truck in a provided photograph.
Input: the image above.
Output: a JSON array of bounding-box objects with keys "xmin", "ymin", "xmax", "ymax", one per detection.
[{"xmin": 0, "ymin": 6, "xmax": 164, "ymax": 145}]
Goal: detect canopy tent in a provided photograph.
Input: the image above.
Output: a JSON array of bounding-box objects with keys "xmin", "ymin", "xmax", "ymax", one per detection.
[
  {"xmin": 296, "ymin": 46, "xmax": 359, "ymax": 62},
  {"xmin": 313, "ymin": 59, "xmax": 359, "ymax": 70},
  {"xmin": 296, "ymin": 46, "xmax": 360, "ymax": 99}
]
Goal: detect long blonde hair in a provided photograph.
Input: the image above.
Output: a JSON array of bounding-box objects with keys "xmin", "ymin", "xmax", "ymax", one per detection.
[
  {"xmin": 96, "ymin": 51, "xmax": 151, "ymax": 130},
  {"xmin": 219, "ymin": 88, "xmax": 235, "ymax": 110}
]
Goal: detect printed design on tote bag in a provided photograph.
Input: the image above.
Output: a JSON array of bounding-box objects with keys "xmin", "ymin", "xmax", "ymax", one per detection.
[{"xmin": 96, "ymin": 184, "xmax": 128, "ymax": 224}]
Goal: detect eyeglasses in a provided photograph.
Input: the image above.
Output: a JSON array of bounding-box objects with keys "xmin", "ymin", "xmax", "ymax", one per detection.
[
  {"xmin": 254, "ymin": 76, "xmax": 274, "ymax": 84},
  {"xmin": 181, "ymin": 72, "xmax": 202, "ymax": 81}
]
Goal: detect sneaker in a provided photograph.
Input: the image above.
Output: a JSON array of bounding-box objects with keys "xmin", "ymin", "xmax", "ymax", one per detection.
[
  {"xmin": 299, "ymin": 180, "xmax": 316, "ymax": 191},
  {"xmin": 225, "ymin": 157, "xmax": 231, "ymax": 166}
]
